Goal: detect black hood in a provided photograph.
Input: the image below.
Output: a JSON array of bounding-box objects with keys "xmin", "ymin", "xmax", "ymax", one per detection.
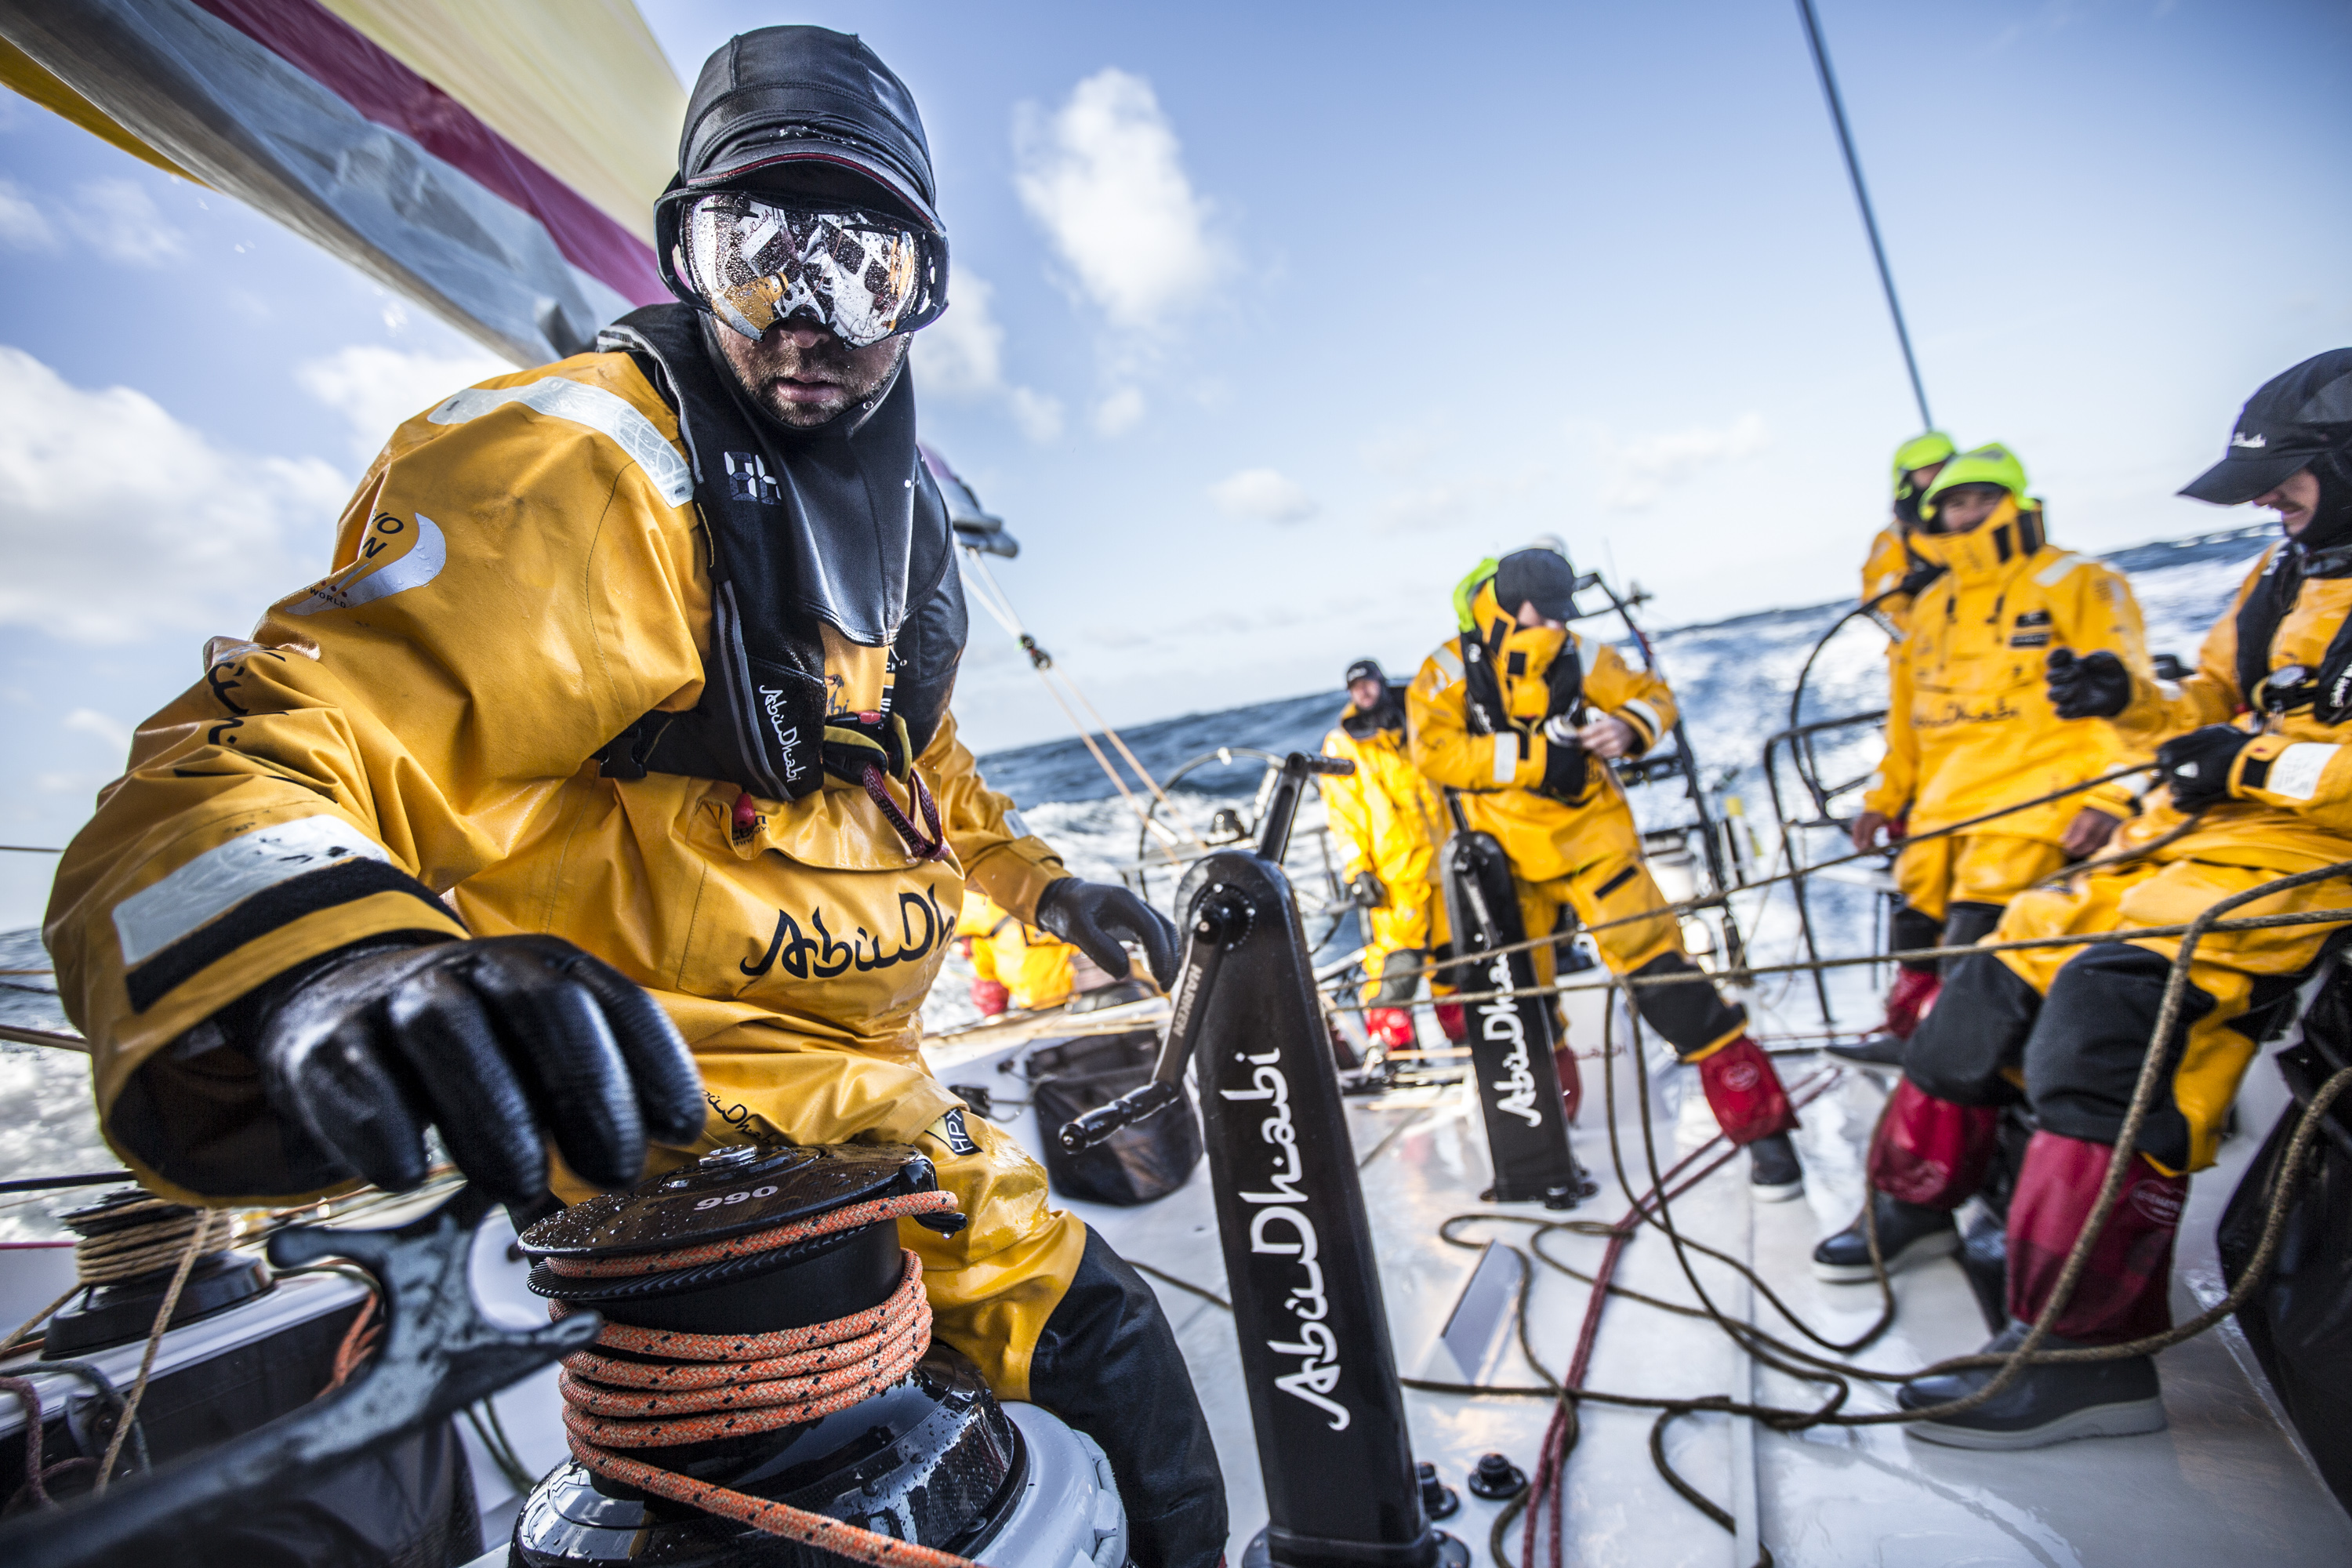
[
  {"xmin": 678, "ymin": 27, "xmax": 939, "ymax": 230},
  {"xmin": 654, "ymin": 27, "xmax": 950, "ymax": 343}
]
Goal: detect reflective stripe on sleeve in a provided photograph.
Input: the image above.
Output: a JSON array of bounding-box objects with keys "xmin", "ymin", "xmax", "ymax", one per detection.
[
  {"xmin": 113, "ymin": 816, "xmax": 393, "ymax": 967},
  {"xmin": 429, "ymin": 379, "xmax": 693, "ymax": 506},
  {"xmin": 2033, "ymin": 553, "xmax": 2090, "ymax": 587},
  {"xmin": 2269, "ymin": 743, "xmax": 2341, "ymax": 802},
  {"xmin": 1492, "ymin": 733, "xmax": 1519, "ymax": 784},
  {"xmin": 1431, "ymin": 644, "xmax": 1464, "ymax": 682},
  {"xmin": 1621, "ymin": 699, "xmax": 1662, "ymax": 748}
]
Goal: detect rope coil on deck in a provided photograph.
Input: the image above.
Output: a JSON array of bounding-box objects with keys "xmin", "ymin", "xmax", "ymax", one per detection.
[{"xmin": 552, "ymin": 1188, "xmax": 984, "ymax": 1568}]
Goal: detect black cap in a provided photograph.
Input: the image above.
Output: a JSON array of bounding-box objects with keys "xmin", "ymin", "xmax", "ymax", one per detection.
[
  {"xmin": 2181, "ymin": 349, "xmax": 2352, "ymax": 506},
  {"xmin": 1345, "ymin": 659, "xmax": 1386, "ymax": 688},
  {"xmin": 677, "ymin": 27, "xmax": 941, "ymax": 232},
  {"xmin": 1494, "ymin": 547, "xmax": 1580, "ymax": 622}
]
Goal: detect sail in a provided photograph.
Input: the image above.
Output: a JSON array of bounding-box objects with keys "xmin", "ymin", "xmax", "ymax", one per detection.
[{"xmin": 0, "ymin": 0, "xmax": 683, "ymax": 365}]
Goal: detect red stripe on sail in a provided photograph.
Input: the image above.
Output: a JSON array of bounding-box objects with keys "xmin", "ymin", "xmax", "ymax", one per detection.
[{"xmin": 191, "ymin": 0, "xmax": 666, "ymax": 309}]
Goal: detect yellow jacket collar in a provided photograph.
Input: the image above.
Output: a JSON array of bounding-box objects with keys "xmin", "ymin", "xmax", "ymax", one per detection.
[
  {"xmin": 1468, "ymin": 578, "xmax": 1567, "ymax": 673},
  {"xmin": 1907, "ymin": 497, "xmax": 2044, "ymax": 583}
]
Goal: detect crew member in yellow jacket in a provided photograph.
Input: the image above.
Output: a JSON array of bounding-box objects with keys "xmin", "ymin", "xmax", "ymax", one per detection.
[
  {"xmin": 41, "ymin": 27, "xmax": 1221, "ymax": 1566},
  {"xmin": 1842, "ymin": 444, "xmax": 2151, "ymax": 1061},
  {"xmin": 1859, "ymin": 430, "xmax": 1956, "ymax": 637},
  {"xmin": 1319, "ymin": 658, "xmax": 1449, "ymax": 1051},
  {"xmin": 1410, "ymin": 546, "xmax": 1807, "ymax": 1198},
  {"xmin": 1815, "ymin": 350, "xmax": 2352, "ymax": 1451},
  {"xmin": 957, "ymin": 891, "xmax": 1077, "ymax": 1015}
]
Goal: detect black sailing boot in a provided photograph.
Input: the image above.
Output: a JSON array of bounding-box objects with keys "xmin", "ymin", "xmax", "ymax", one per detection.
[
  {"xmin": 1811, "ymin": 1189, "xmax": 1958, "ymax": 1282},
  {"xmin": 1898, "ymin": 1319, "xmax": 2166, "ymax": 1449},
  {"xmin": 1748, "ymin": 1132, "xmax": 1805, "ymax": 1203}
]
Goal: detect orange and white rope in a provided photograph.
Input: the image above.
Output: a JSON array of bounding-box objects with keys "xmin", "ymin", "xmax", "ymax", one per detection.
[{"xmin": 552, "ymin": 1189, "xmax": 982, "ymax": 1568}]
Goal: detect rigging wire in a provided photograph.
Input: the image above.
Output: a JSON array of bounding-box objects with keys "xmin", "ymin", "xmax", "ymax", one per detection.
[
  {"xmin": 1795, "ymin": 0, "xmax": 1934, "ymax": 431},
  {"xmin": 956, "ymin": 546, "xmax": 1203, "ymax": 862}
]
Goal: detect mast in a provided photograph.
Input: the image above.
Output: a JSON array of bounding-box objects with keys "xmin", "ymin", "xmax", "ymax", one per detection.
[{"xmin": 1794, "ymin": 0, "xmax": 1933, "ymax": 430}]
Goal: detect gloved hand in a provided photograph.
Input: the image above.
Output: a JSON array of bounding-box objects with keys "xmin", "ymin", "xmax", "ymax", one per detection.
[
  {"xmin": 2046, "ymin": 648, "xmax": 2133, "ymax": 720},
  {"xmin": 2155, "ymin": 725, "xmax": 2253, "ymax": 811},
  {"xmin": 252, "ymin": 935, "xmax": 704, "ymax": 1203},
  {"xmin": 1348, "ymin": 871, "xmax": 1386, "ymax": 909},
  {"xmin": 1033, "ymin": 878, "xmax": 1181, "ymax": 986},
  {"xmin": 1534, "ymin": 727, "xmax": 1589, "ymax": 802}
]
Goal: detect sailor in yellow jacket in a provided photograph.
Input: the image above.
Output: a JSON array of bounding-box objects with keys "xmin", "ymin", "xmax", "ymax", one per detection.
[
  {"xmin": 1319, "ymin": 659, "xmax": 1448, "ymax": 1051},
  {"xmin": 41, "ymin": 27, "xmax": 1221, "ymax": 1566},
  {"xmin": 1815, "ymin": 350, "xmax": 2352, "ymax": 1450},
  {"xmin": 1859, "ymin": 430, "xmax": 1956, "ymax": 639},
  {"xmin": 957, "ymin": 891, "xmax": 1077, "ymax": 1015},
  {"xmin": 1410, "ymin": 546, "xmax": 1806, "ymax": 1197},
  {"xmin": 1843, "ymin": 445, "xmax": 2151, "ymax": 1060}
]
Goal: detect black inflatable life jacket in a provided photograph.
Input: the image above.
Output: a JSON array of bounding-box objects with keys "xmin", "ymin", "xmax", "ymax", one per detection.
[{"xmin": 588, "ymin": 305, "xmax": 965, "ymax": 801}]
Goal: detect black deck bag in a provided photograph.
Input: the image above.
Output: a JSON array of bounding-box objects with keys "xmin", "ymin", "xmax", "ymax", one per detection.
[
  {"xmin": 2219, "ymin": 1025, "xmax": 2352, "ymax": 1515},
  {"xmin": 1023, "ymin": 986, "xmax": 1202, "ymax": 1206}
]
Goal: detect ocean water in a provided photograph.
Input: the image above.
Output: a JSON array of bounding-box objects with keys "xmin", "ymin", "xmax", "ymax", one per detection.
[{"xmin": 0, "ymin": 523, "xmax": 2274, "ymax": 1236}]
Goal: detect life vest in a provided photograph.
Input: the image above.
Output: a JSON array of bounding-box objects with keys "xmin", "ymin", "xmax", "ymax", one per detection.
[
  {"xmin": 1458, "ymin": 576, "xmax": 1587, "ymax": 799},
  {"xmin": 2234, "ymin": 536, "xmax": 2352, "ymax": 723},
  {"xmin": 589, "ymin": 304, "xmax": 964, "ymax": 802}
]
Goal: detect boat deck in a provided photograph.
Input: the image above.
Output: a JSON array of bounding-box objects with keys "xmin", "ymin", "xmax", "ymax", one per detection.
[{"xmin": 947, "ymin": 984, "xmax": 2352, "ymax": 1567}]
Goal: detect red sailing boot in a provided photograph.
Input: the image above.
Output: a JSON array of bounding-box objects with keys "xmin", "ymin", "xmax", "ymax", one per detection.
[{"xmin": 1363, "ymin": 1007, "xmax": 1418, "ymax": 1052}]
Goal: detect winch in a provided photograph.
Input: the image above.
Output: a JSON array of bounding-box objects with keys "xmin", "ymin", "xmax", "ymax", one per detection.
[{"xmin": 511, "ymin": 1141, "xmax": 1126, "ymax": 1568}]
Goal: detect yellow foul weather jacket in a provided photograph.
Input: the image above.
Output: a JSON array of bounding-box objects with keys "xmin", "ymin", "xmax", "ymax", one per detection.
[
  {"xmin": 45, "ymin": 348, "xmax": 1083, "ymax": 1396},
  {"xmin": 958, "ymin": 891, "xmax": 1076, "ymax": 1013},
  {"xmin": 1861, "ymin": 521, "xmax": 1921, "ymax": 637},
  {"xmin": 1864, "ymin": 500, "xmax": 2149, "ymax": 848},
  {"xmin": 1319, "ymin": 698, "xmax": 1446, "ymax": 994},
  {"xmin": 1408, "ymin": 579, "xmax": 1691, "ymax": 982},
  {"xmin": 1991, "ymin": 545, "xmax": 2352, "ymax": 1170}
]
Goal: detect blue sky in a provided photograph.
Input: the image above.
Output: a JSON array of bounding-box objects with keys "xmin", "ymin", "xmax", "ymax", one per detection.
[{"xmin": 2, "ymin": 0, "xmax": 2347, "ymax": 927}]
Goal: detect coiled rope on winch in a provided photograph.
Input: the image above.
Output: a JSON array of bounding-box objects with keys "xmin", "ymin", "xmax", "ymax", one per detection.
[{"xmin": 547, "ymin": 1188, "xmax": 985, "ymax": 1568}]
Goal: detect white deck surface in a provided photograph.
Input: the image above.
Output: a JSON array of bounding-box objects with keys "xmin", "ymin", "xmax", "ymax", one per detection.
[{"xmin": 953, "ymin": 985, "xmax": 2352, "ymax": 1568}]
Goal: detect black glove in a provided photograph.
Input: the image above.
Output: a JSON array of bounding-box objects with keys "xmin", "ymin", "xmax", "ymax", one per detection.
[
  {"xmin": 251, "ymin": 935, "xmax": 704, "ymax": 1202},
  {"xmin": 1534, "ymin": 729, "xmax": 1589, "ymax": 803},
  {"xmin": 1033, "ymin": 878, "xmax": 1180, "ymax": 987},
  {"xmin": 2155, "ymin": 725, "xmax": 2253, "ymax": 811},
  {"xmin": 1348, "ymin": 871, "xmax": 1385, "ymax": 909},
  {"xmin": 2046, "ymin": 648, "xmax": 2132, "ymax": 720}
]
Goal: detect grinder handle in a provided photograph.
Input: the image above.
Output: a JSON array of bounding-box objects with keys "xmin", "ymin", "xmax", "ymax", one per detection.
[{"xmin": 1058, "ymin": 1080, "xmax": 1182, "ymax": 1151}]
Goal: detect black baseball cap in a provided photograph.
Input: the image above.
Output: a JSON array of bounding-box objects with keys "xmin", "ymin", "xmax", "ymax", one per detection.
[
  {"xmin": 1494, "ymin": 546, "xmax": 1580, "ymax": 622},
  {"xmin": 2181, "ymin": 349, "xmax": 2352, "ymax": 506},
  {"xmin": 675, "ymin": 27, "xmax": 942, "ymax": 233},
  {"xmin": 1345, "ymin": 659, "xmax": 1386, "ymax": 687}
]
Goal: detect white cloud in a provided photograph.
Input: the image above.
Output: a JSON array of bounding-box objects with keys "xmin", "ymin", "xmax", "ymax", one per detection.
[
  {"xmin": 910, "ymin": 273, "xmax": 1065, "ymax": 443},
  {"xmin": 915, "ymin": 276, "xmax": 1007, "ymax": 399},
  {"xmin": 0, "ymin": 347, "xmax": 347, "ymax": 644},
  {"xmin": 1092, "ymin": 386, "xmax": 1146, "ymax": 437},
  {"xmin": 0, "ymin": 179, "xmax": 55, "ymax": 251},
  {"xmin": 1014, "ymin": 69, "xmax": 1227, "ymax": 334},
  {"xmin": 1210, "ymin": 466, "xmax": 1319, "ymax": 524},
  {"xmin": 295, "ymin": 344, "xmax": 506, "ymax": 463},
  {"xmin": 64, "ymin": 179, "xmax": 184, "ymax": 267},
  {"xmin": 1008, "ymin": 387, "xmax": 1065, "ymax": 443},
  {"xmin": 1597, "ymin": 412, "xmax": 1768, "ymax": 511}
]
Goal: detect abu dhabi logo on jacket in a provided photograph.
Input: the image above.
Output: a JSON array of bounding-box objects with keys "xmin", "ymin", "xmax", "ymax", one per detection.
[{"xmin": 740, "ymin": 887, "xmax": 954, "ymax": 980}]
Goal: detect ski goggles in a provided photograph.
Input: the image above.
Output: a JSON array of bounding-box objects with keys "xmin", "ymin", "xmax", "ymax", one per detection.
[{"xmin": 677, "ymin": 191, "xmax": 930, "ymax": 346}]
